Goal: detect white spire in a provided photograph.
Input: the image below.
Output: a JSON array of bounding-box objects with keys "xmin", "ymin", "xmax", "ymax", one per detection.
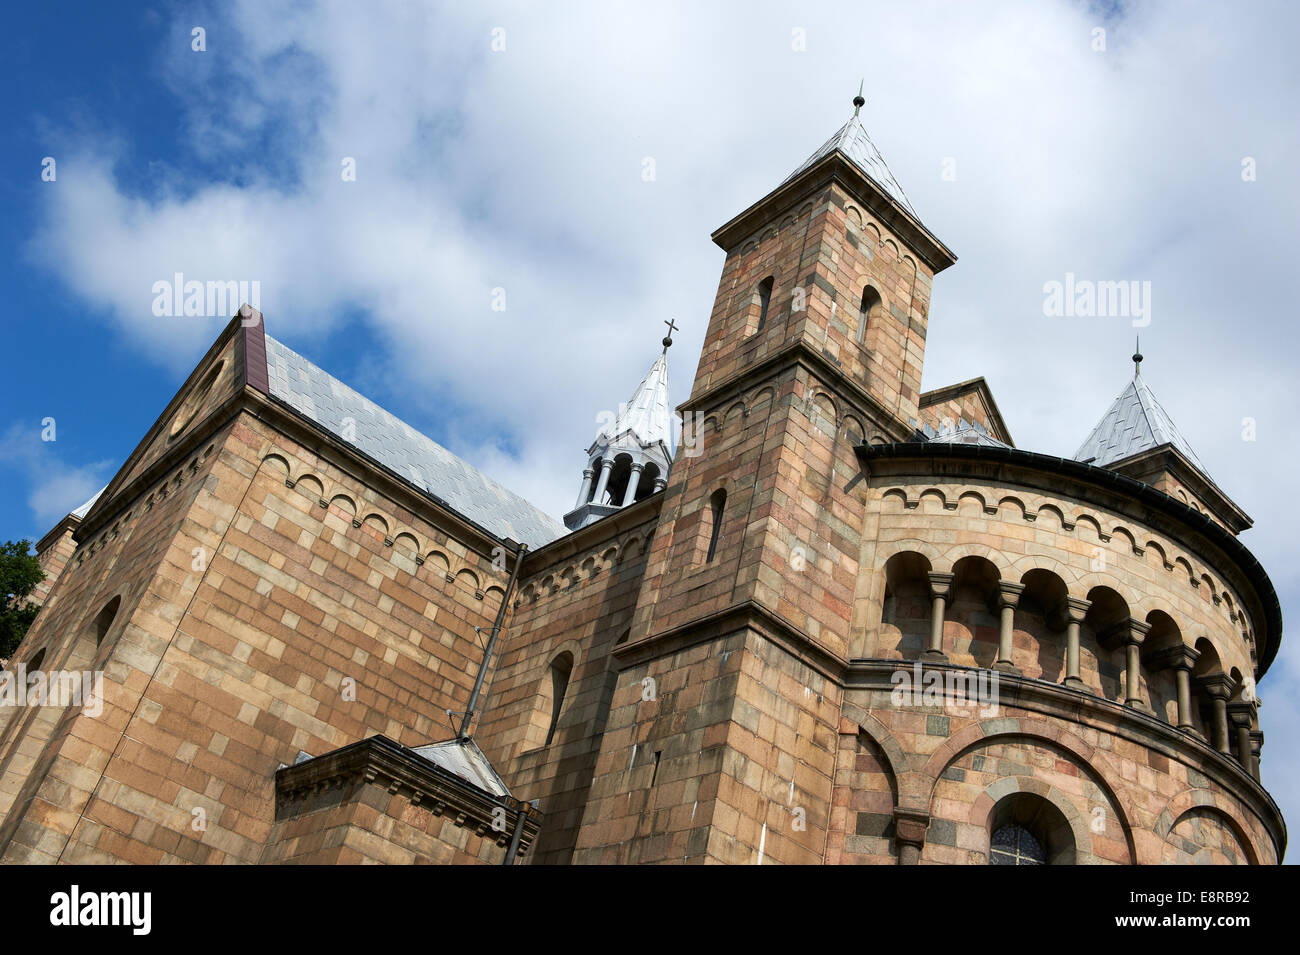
[{"xmin": 564, "ymin": 339, "xmax": 675, "ymax": 531}]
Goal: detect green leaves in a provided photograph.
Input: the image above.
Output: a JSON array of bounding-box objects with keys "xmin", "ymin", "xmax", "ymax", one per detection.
[{"xmin": 0, "ymin": 540, "xmax": 45, "ymax": 660}]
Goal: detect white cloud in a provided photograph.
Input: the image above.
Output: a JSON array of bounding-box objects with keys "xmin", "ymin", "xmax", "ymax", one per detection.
[
  {"xmin": 0, "ymin": 424, "xmax": 111, "ymax": 530},
  {"xmin": 23, "ymin": 0, "xmax": 1300, "ymax": 854}
]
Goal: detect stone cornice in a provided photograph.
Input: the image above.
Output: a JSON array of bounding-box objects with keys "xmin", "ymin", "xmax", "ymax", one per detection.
[
  {"xmin": 679, "ymin": 337, "xmax": 916, "ymax": 442},
  {"xmin": 274, "ymin": 735, "xmax": 542, "ymax": 853},
  {"xmin": 710, "ymin": 153, "xmax": 957, "ymax": 275}
]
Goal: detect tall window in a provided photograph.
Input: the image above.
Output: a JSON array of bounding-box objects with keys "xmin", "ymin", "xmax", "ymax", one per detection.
[
  {"xmin": 545, "ymin": 652, "xmax": 574, "ymax": 747},
  {"xmin": 706, "ymin": 489, "xmax": 726, "ymax": 563},
  {"xmin": 756, "ymin": 276, "xmax": 774, "ymax": 332},
  {"xmin": 857, "ymin": 285, "xmax": 882, "ymax": 343},
  {"xmin": 92, "ymin": 596, "xmax": 121, "ymax": 647}
]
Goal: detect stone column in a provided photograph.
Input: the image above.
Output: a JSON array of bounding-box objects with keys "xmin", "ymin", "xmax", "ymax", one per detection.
[
  {"xmin": 1061, "ymin": 596, "xmax": 1091, "ymax": 690},
  {"xmin": 892, "ymin": 808, "xmax": 929, "ymax": 865},
  {"xmin": 1228, "ymin": 702, "xmax": 1256, "ymax": 774},
  {"xmin": 1249, "ymin": 731, "xmax": 1263, "ymax": 782},
  {"xmin": 1147, "ymin": 644, "xmax": 1200, "ymax": 731},
  {"xmin": 652, "ymin": 477, "xmax": 667, "ymax": 493},
  {"xmin": 1197, "ymin": 675, "xmax": 1234, "ymax": 754},
  {"xmin": 1123, "ymin": 619, "xmax": 1151, "ymax": 709},
  {"xmin": 591, "ymin": 459, "xmax": 614, "ymax": 504},
  {"xmin": 574, "ymin": 467, "xmax": 595, "ymax": 509},
  {"xmin": 994, "ymin": 582, "xmax": 1024, "ymax": 674},
  {"xmin": 620, "ymin": 462, "xmax": 644, "ymax": 507},
  {"xmin": 922, "ymin": 572, "xmax": 953, "ymax": 662}
]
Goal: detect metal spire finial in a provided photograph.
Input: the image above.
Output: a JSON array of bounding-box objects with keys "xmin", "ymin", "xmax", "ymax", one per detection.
[
  {"xmin": 1133, "ymin": 336, "xmax": 1143, "ymax": 376},
  {"xmin": 662, "ymin": 318, "xmax": 678, "ymax": 354},
  {"xmin": 853, "ymin": 79, "xmax": 865, "ymax": 117}
]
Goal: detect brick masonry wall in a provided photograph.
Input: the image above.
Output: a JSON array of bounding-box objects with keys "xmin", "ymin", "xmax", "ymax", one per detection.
[
  {"xmin": 475, "ymin": 507, "xmax": 657, "ymax": 864},
  {"xmin": 0, "ymin": 401, "xmax": 514, "ymax": 863},
  {"xmin": 263, "ymin": 777, "xmax": 509, "ymax": 864}
]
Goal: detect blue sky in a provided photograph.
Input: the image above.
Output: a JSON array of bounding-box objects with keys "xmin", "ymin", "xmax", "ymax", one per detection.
[{"xmin": 2, "ymin": 0, "xmax": 1298, "ymax": 853}]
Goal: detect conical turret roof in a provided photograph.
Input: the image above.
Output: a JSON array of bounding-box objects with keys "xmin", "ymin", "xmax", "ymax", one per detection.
[
  {"xmin": 595, "ymin": 352, "xmax": 672, "ymax": 452},
  {"xmin": 782, "ymin": 113, "xmax": 919, "ymax": 219},
  {"xmin": 1073, "ymin": 370, "xmax": 1208, "ymax": 475}
]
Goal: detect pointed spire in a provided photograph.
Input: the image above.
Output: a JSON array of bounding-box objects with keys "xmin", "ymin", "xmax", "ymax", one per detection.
[
  {"xmin": 1074, "ymin": 358, "xmax": 1207, "ymax": 474},
  {"xmin": 1133, "ymin": 336, "xmax": 1143, "ymax": 377},
  {"xmin": 781, "ymin": 90, "xmax": 919, "ymax": 219},
  {"xmin": 563, "ymin": 335, "xmax": 676, "ymax": 531}
]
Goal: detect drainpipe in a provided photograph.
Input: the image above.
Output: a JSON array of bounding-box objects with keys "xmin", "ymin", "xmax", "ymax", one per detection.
[
  {"xmin": 502, "ymin": 800, "xmax": 532, "ymax": 866},
  {"xmin": 457, "ymin": 542, "xmax": 527, "ymax": 739}
]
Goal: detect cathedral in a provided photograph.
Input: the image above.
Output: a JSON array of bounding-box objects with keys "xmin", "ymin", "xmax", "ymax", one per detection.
[{"xmin": 0, "ymin": 95, "xmax": 1283, "ymax": 865}]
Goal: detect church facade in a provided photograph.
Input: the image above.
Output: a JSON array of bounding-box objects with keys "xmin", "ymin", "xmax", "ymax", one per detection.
[{"xmin": 0, "ymin": 101, "xmax": 1284, "ymax": 864}]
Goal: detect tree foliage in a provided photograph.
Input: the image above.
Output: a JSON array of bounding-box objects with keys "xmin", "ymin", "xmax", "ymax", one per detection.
[{"xmin": 1, "ymin": 540, "xmax": 45, "ymax": 660}]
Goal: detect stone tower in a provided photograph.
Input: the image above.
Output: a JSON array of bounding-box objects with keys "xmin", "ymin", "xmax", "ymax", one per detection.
[
  {"xmin": 568, "ymin": 95, "xmax": 1282, "ymax": 865},
  {"xmin": 570, "ymin": 96, "xmax": 958, "ymax": 864}
]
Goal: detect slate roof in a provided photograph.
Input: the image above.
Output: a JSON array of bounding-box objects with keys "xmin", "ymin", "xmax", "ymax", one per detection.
[
  {"xmin": 263, "ymin": 336, "xmax": 566, "ymax": 549},
  {"xmin": 595, "ymin": 352, "xmax": 673, "ymax": 451},
  {"xmin": 782, "ymin": 114, "xmax": 919, "ymax": 219},
  {"xmin": 1073, "ymin": 372, "xmax": 1209, "ymax": 475},
  {"xmin": 921, "ymin": 419, "xmax": 1011, "ymax": 449},
  {"xmin": 410, "ymin": 737, "xmax": 511, "ymax": 798},
  {"xmin": 71, "ymin": 487, "xmax": 105, "ymax": 520}
]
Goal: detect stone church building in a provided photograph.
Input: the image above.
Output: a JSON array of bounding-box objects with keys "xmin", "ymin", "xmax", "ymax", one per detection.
[{"xmin": 0, "ymin": 98, "xmax": 1284, "ymax": 864}]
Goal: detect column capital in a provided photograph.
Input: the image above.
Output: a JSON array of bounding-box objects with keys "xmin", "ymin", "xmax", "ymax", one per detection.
[
  {"xmin": 628, "ymin": 461, "xmax": 645, "ymax": 473},
  {"xmin": 1126, "ymin": 618, "xmax": 1152, "ymax": 645},
  {"xmin": 997, "ymin": 580, "xmax": 1025, "ymax": 609},
  {"xmin": 1196, "ymin": 673, "xmax": 1234, "ymax": 700},
  {"xmin": 1227, "ymin": 700, "xmax": 1256, "ymax": 727},
  {"xmin": 1147, "ymin": 643, "xmax": 1200, "ymax": 673},
  {"xmin": 1064, "ymin": 596, "xmax": 1092, "ymax": 623},
  {"xmin": 927, "ymin": 572, "xmax": 954, "ymax": 599},
  {"xmin": 892, "ymin": 807, "xmax": 930, "ymax": 848}
]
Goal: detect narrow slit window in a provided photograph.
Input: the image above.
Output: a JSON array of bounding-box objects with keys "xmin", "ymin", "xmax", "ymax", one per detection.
[
  {"xmin": 706, "ymin": 489, "xmax": 726, "ymax": 562},
  {"xmin": 756, "ymin": 276, "xmax": 774, "ymax": 332},
  {"xmin": 858, "ymin": 285, "xmax": 882, "ymax": 343}
]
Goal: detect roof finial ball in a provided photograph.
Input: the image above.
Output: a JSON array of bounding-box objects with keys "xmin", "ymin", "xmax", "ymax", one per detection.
[
  {"xmin": 663, "ymin": 317, "xmax": 678, "ymax": 354},
  {"xmin": 853, "ymin": 79, "xmax": 865, "ymax": 117},
  {"xmin": 1133, "ymin": 336, "xmax": 1143, "ymax": 376}
]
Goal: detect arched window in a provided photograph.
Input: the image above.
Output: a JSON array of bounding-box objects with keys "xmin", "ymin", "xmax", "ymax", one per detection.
[
  {"xmin": 987, "ymin": 792, "xmax": 1075, "ymax": 865},
  {"xmin": 857, "ymin": 285, "xmax": 882, "ymax": 343},
  {"xmin": 706, "ymin": 489, "xmax": 726, "ymax": 563},
  {"xmin": 545, "ymin": 652, "xmax": 574, "ymax": 746},
  {"xmin": 92, "ymin": 596, "xmax": 121, "ymax": 647},
  {"xmin": 755, "ymin": 276, "xmax": 774, "ymax": 332},
  {"xmin": 989, "ymin": 824, "xmax": 1046, "ymax": 865}
]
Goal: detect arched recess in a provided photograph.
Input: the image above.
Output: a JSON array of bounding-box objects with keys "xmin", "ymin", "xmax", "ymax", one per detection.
[
  {"xmin": 1141, "ymin": 611, "xmax": 1183, "ymax": 726},
  {"xmin": 1190, "ymin": 637, "xmax": 1225, "ymax": 740},
  {"xmin": 985, "ymin": 787, "xmax": 1085, "ymax": 865},
  {"xmin": 1156, "ymin": 788, "xmax": 1260, "ymax": 865},
  {"xmin": 1083, "ymin": 586, "xmax": 1131, "ymax": 703},
  {"xmin": 877, "ymin": 551, "xmax": 932, "ymax": 660},
  {"xmin": 917, "ymin": 718, "xmax": 1139, "ymax": 864},
  {"xmin": 1016, "ymin": 569, "xmax": 1069, "ymax": 681},
  {"xmin": 945, "ymin": 555, "xmax": 1001, "ymax": 669}
]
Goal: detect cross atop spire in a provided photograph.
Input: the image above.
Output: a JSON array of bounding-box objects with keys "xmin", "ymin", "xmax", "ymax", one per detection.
[{"xmin": 663, "ymin": 318, "xmax": 678, "ymax": 354}]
